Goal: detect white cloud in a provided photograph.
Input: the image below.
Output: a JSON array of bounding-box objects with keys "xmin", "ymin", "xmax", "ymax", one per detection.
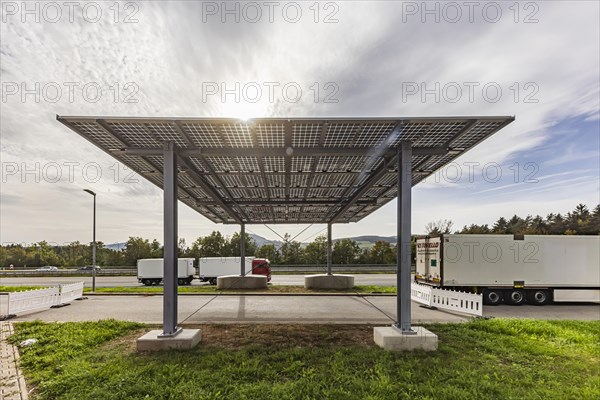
[{"xmin": 1, "ymin": 1, "xmax": 598, "ymax": 243}]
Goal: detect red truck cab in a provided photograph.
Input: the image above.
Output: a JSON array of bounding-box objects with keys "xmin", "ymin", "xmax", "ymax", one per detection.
[{"xmin": 251, "ymin": 258, "xmax": 271, "ymax": 282}]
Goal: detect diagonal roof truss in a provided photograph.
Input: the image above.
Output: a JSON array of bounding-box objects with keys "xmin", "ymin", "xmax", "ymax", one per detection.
[{"xmin": 57, "ymin": 116, "xmax": 514, "ymax": 224}]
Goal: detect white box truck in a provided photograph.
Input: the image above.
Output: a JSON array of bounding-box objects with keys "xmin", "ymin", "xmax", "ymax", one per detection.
[
  {"xmin": 198, "ymin": 257, "xmax": 271, "ymax": 285},
  {"xmin": 416, "ymin": 234, "xmax": 600, "ymax": 305},
  {"xmin": 137, "ymin": 258, "xmax": 195, "ymax": 286}
]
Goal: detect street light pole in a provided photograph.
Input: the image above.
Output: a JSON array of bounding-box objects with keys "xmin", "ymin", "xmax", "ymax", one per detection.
[{"xmin": 83, "ymin": 189, "xmax": 97, "ymax": 292}]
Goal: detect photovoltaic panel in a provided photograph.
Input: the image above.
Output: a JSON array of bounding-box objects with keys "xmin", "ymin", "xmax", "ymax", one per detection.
[{"xmin": 57, "ymin": 116, "xmax": 514, "ymax": 224}]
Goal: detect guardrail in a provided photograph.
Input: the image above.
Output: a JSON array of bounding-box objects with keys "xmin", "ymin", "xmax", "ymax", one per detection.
[
  {"xmin": 270, "ymin": 264, "xmax": 416, "ymax": 273},
  {"xmin": 411, "ymin": 282, "xmax": 483, "ymax": 317},
  {"xmin": 0, "ymin": 269, "xmax": 136, "ymax": 277},
  {"xmin": 2, "ymin": 282, "xmax": 84, "ymax": 319}
]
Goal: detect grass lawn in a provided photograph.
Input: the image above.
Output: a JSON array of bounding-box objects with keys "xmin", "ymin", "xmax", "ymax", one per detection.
[
  {"xmin": 8, "ymin": 319, "xmax": 599, "ymax": 399},
  {"xmin": 0, "ymin": 285, "xmax": 398, "ymax": 294}
]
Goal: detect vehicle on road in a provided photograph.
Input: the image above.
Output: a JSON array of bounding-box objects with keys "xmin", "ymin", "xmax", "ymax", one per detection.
[
  {"xmin": 198, "ymin": 257, "xmax": 271, "ymax": 285},
  {"xmin": 36, "ymin": 266, "xmax": 58, "ymax": 271},
  {"xmin": 137, "ymin": 258, "xmax": 195, "ymax": 286},
  {"xmin": 416, "ymin": 234, "xmax": 600, "ymax": 305},
  {"xmin": 77, "ymin": 266, "xmax": 102, "ymax": 271}
]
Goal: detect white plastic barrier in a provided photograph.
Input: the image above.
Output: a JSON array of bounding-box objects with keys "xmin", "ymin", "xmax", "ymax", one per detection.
[
  {"xmin": 5, "ymin": 282, "xmax": 85, "ymax": 317},
  {"xmin": 410, "ymin": 282, "xmax": 432, "ymax": 306},
  {"xmin": 57, "ymin": 282, "xmax": 84, "ymax": 305},
  {"xmin": 7, "ymin": 287, "xmax": 60, "ymax": 315},
  {"xmin": 411, "ymin": 282, "xmax": 483, "ymax": 317},
  {"xmin": 430, "ymin": 287, "xmax": 483, "ymax": 317}
]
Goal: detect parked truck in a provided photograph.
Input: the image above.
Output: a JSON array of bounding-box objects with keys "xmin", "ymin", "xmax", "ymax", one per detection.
[
  {"xmin": 198, "ymin": 257, "xmax": 271, "ymax": 285},
  {"xmin": 137, "ymin": 258, "xmax": 195, "ymax": 286},
  {"xmin": 416, "ymin": 234, "xmax": 600, "ymax": 305}
]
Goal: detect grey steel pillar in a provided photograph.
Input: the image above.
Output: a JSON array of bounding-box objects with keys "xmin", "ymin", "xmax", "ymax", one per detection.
[
  {"xmin": 161, "ymin": 142, "xmax": 180, "ymax": 337},
  {"xmin": 83, "ymin": 189, "xmax": 97, "ymax": 292},
  {"xmin": 240, "ymin": 223, "xmax": 246, "ymax": 275},
  {"xmin": 395, "ymin": 141, "xmax": 414, "ymax": 333},
  {"xmin": 327, "ymin": 223, "xmax": 333, "ymax": 275},
  {"xmin": 92, "ymin": 194, "xmax": 96, "ymax": 292}
]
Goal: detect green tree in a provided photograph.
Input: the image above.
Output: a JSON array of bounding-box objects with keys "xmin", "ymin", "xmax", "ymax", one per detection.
[
  {"xmin": 227, "ymin": 233, "xmax": 258, "ymax": 257},
  {"xmin": 123, "ymin": 237, "xmax": 152, "ymax": 265},
  {"xmin": 256, "ymin": 244, "xmax": 280, "ymax": 263},
  {"xmin": 367, "ymin": 241, "xmax": 395, "ymax": 264},
  {"xmin": 332, "ymin": 238, "xmax": 360, "ymax": 264},
  {"xmin": 150, "ymin": 239, "xmax": 163, "ymax": 258},
  {"xmin": 35, "ymin": 241, "xmax": 64, "ymax": 267},
  {"xmin": 280, "ymin": 233, "xmax": 304, "ymax": 264},
  {"xmin": 199, "ymin": 231, "xmax": 227, "ymax": 257},
  {"xmin": 304, "ymin": 235, "xmax": 328, "ymax": 264}
]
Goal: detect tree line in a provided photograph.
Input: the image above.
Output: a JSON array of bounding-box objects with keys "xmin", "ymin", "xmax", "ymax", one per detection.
[{"xmin": 1, "ymin": 203, "xmax": 597, "ymax": 268}]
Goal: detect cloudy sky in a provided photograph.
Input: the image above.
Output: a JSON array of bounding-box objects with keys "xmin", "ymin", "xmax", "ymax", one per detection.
[{"xmin": 1, "ymin": 1, "xmax": 598, "ymax": 246}]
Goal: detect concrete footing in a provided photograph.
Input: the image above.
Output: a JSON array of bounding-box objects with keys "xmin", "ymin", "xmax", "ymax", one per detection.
[
  {"xmin": 136, "ymin": 329, "xmax": 202, "ymax": 352},
  {"xmin": 373, "ymin": 326, "xmax": 438, "ymax": 351},
  {"xmin": 217, "ymin": 275, "xmax": 268, "ymax": 290},
  {"xmin": 304, "ymin": 274, "xmax": 355, "ymax": 290}
]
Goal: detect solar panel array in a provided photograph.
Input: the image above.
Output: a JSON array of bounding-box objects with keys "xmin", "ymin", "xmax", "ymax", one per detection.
[{"xmin": 58, "ymin": 117, "xmax": 514, "ymax": 224}]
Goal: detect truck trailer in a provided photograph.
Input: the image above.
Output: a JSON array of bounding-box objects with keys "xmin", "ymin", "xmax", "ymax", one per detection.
[
  {"xmin": 198, "ymin": 257, "xmax": 271, "ymax": 285},
  {"xmin": 416, "ymin": 234, "xmax": 600, "ymax": 305},
  {"xmin": 137, "ymin": 258, "xmax": 195, "ymax": 286}
]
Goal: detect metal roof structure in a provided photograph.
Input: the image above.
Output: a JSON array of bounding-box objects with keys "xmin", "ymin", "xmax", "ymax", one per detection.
[{"xmin": 57, "ymin": 116, "xmax": 514, "ymax": 225}]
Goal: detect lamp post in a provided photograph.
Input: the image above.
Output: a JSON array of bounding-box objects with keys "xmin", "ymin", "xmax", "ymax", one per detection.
[{"xmin": 83, "ymin": 189, "xmax": 97, "ymax": 292}]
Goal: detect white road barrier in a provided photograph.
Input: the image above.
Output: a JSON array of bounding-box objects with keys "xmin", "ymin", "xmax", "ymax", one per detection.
[
  {"xmin": 4, "ymin": 282, "xmax": 84, "ymax": 318},
  {"xmin": 411, "ymin": 282, "xmax": 432, "ymax": 306},
  {"xmin": 7, "ymin": 287, "xmax": 60, "ymax": 315},
  {"xmin": 57, "ymin": 282, "xmax": 84, "ymax": 306},
  {"xmin": 411, "ymin": 282, "xmax": 483, "ymax": 317}
]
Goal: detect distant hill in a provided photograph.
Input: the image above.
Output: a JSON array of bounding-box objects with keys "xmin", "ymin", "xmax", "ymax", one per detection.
[{"xmin": 105, "ymin": 242, "xmax": 126, "ymax": 251}]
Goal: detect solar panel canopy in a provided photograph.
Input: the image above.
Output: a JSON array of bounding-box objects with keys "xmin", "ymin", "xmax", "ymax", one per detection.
[{"xmin": 57, "ymin": 116, "xmax": 514, "ymax": 224}]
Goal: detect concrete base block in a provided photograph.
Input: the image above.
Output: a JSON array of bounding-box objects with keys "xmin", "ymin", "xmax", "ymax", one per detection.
[
  {"xmin": 217, "ymin": 275, "xmax": 268, "ymax": 290},
  {"xmin": 304, "ymin": 274, "xmax": 355, "ymax": 290},
  {"xmin": 373, "ymin": 326, "xmax": 438, "ymax": 351},
  {"xmin": 136, "ymin": 329, "xmax": 202, "ymax": 352}
]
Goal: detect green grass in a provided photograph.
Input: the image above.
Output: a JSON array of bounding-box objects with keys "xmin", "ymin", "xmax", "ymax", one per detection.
[
  {"xmin": 8, "ymin": 319, "xmax": 600, "ymax": 399},
  {"xmin": 1, "ymin": 285, "xmax": 397, "ymax": 294}
]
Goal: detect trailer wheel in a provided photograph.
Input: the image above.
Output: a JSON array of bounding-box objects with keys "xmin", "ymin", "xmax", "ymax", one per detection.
[
  {"xmin": 483, "ymin": 289, "xmax": 503, "ymax": 305},
  {"xmin": 142, "ymin": 279, "xmax": 152, "ymax": 286},
  {"xmin": 178, "ymin": 278, "xmax": 185, "ymax": 285},
  {"xmin": 506, "ymin": 289, "xmax": 526, "ymax": 305},
  {"xmin": 528, "ymin": 289, "xmax": 551, "ymax": 305},
  {"xmin": 209, "ymin": 278, "xmax": 217, "ymax": 285}
]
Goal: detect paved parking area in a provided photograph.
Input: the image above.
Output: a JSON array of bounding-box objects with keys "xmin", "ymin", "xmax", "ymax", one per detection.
[{"xmin": 2, "ymin": 294, "xmax": 598, "ymax": 324}]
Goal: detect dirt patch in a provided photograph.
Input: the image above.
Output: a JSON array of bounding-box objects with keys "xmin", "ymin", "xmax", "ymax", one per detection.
[
  {"xmin": 114, "ymin": 324, "xmax": 378, "ymax": 352},
  {"xmin": 189, "ymin": 324, "xmax": 377, "ymax": 349}
]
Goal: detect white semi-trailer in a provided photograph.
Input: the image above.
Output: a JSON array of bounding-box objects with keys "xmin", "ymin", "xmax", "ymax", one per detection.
[
  {"xmin": 198, "ymin": 257, "xmax": 271, "ymax": 285},
  {"xmin": 416, "ymin": 234, "xmax": 600, "ymax": 305},
  {"xmin": 137, "ymin": 258, "xmax": 195, "ymax": 286}
]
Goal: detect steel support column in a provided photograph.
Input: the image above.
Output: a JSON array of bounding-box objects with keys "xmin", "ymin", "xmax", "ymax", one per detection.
[
  {"xmin": 395, "ymin": 141, "xmax": 414, "ymax": 333},
  {"xmin": 327, "ymin": 223, "xmax": 333, "ymax": 275},
  {"xmin": 240, "ymin": 223, "xmax": 246, "ymax": 275},
  {"xmin": 161, "ymin": 142, "xmax": 181, "ymax": 337}
]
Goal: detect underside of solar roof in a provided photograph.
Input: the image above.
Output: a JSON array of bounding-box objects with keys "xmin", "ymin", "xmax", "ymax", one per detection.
[{"xmin": 57, "ymin": 116, "xmax": 514, "ymax": 224}]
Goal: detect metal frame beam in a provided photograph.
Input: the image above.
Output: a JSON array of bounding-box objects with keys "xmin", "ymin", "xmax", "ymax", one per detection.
[
  {"xmin": 327, "ymin": 223, "xmax": 333, "ymax": 275},
  {"xmin": 161, "ymin": 141, "xmax": 181, "ymax": 337},
  {"xmin": 118, "ymin": 146, "xmax": 449, "ymax": 158},
  {"xmin": 240, "ymin": 223, "xmax": 246, "ymax": 275},
  {"xmin": 395, "ymin": 141, "xmax": 414, "ymax": 334}
]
